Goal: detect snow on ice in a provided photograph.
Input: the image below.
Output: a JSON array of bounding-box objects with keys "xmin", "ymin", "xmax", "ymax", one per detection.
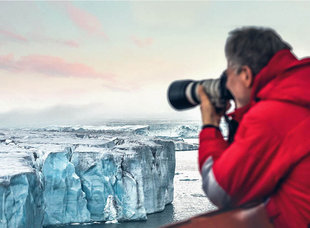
[{"xmin": 0, "ymin": 121, "xmax": 200, "ymax": 227}]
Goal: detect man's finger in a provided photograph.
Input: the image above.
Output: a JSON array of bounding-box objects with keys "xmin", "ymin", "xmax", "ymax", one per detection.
[{"xmin": 198, "ymin": 85, "xmax": 211, "ymax": 105}]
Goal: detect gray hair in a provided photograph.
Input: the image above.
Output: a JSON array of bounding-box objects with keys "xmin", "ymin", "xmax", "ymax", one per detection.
[{"xmin": 225, "ymin": 26, "xmax": 292, "ymax": 76}]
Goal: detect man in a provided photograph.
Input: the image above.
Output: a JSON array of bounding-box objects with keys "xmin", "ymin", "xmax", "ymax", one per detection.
[{"xmin": 198, "ymin": 27, "xmax": 310, "ymax": 227}]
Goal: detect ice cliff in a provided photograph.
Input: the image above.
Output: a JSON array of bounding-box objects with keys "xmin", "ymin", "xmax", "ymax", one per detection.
[
  {"xmin": 0, "ymin": 126, "xmax": 176, "ymax": 227},
  {"xmin": 0, "ymin": 147, "xmax": 43, "ymax": 228}
]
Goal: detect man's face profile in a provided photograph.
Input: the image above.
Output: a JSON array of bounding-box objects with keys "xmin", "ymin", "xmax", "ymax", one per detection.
[{"xmin": 225, "ymin": 66, "xmax": 252, "ymax": 108}]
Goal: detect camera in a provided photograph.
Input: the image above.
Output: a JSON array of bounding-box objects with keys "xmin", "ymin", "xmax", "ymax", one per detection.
[{"xmin": 167, "ymin": 72, "xmax": 233, "ymax": 113}]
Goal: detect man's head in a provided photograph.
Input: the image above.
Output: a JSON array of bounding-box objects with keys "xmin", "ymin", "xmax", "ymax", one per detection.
[{"xmin": 225, "ymin": 26, "xmax": 291, "ymax": 108}]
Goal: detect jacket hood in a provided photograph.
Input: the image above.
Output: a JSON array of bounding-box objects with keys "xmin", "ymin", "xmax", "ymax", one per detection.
[{"xmin": 250, "ymin": 49, "xmax": 310, "ymax": 108}]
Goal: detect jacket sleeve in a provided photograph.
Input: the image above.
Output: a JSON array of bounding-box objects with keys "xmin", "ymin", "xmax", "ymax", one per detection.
[{"xmin": 199, "ymin": 111, "xmax": 281, "ymax": 208}]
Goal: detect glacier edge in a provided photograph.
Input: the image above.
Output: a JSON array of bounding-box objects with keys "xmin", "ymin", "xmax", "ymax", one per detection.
[{"xmin": 0, "ymin": 130, "xmax": 176, "ymax": 227}]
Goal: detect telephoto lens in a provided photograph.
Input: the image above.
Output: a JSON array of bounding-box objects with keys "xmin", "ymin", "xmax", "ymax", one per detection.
[{"xmin": 167, "ymin": 72, "xmax": 233, "ymax": 113}]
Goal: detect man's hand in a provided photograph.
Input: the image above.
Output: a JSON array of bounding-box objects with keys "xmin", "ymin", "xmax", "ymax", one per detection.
[{"xmin": 198, "ymin": 85, "xmax": 222, "ymax": 127}]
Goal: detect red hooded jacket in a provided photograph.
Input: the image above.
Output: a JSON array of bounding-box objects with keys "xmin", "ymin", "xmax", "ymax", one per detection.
[{"xmin": 199, "ymin": 49, "xmax": 310, "ymax": 227}]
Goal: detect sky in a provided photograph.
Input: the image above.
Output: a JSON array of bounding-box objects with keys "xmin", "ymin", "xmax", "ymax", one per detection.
[{"xmin": 0, "ymin": 1, "xmax": 310, "ymax": 127}]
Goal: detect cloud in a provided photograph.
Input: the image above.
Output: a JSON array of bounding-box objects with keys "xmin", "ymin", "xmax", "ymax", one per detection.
[
  {"xmin": 61, "ymin": 40, "xmax": 79, "ymax": 48},
  {"xmin": 47, "ymin": 39, "xmax": 79, "ymax": 48},
  {"xmin": 56, "ymin": 2, "xmax": 108, "ymax": 39},
  {"xmin": 131, "ymin": 36, "xmax": 153, "ymax": 48},
  {"xmin": 0, "ymin": 54, "xmax": 19, "ymax": 71},
  {"xmin": 0, "ymin": 104, "xmax": 98, "ymax": 128},
  {"xmin": 0, "ymin": 27, "xmax": 79, "ymax": 48},
  {"xmin": 0, "ymin": 99, "xmax": 197, "ymax": 128},
  {"xmin": 0, "ymin": 28, "xmax": 28, "ymax": 42},
  {"xmin": 0, "ymin": 54, "xmax": 114, "ymax": 79},
  {"xmin": 34, "ymin": 36, "xmax": 80, "ymax": 48}
]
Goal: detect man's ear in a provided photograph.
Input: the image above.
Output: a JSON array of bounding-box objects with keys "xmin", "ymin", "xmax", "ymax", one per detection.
[{"xmin": 240, "ymin": 65, "xmax": 253, "ymax": 88}]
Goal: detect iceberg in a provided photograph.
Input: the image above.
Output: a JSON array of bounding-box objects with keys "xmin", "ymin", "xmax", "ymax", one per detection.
[
  {"xmin": 42, "ymin": 147, "xmax": 90, "ymax": 226},
  {"xmin": 70, "ymin": 137, "xmax": 175, "ymax": 222},
  {"xmin": 0, "ymin": 126, "xmax": 176, "ymax": 227},
  {"xmin": 174, "ymin": 140, "xmax": 199, "ymax": 151},
  {"xmin": 0, "ymin": 145, "xmax": 43, "ymax": 228}
]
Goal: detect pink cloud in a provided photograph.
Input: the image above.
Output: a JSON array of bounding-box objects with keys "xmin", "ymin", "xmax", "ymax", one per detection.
[
  {"xmin": 0, "ymin": 54, "xmax": 114, "ymax": 80},
  {"xmin": 0, "ymin": 54, "xmax": 19, "ymax": 71},
  {"xmin": 58, "ymin": 2, "xmax": 108, "ymax": 39},
  {"xmin": 40, "ymin": 37, "xmax": 79, "ymax": 48},
  {"xmin": 0, "ymin": 29, "xmax": 28, "ymax": 43},
  {"xmin": 62, "ymin": 40, "xmax": 79, "ymax": 48},
  {"xmin": 0, "ymin": 27, "xmax": 79, "ymax": 48},
  {"xmin": 131, "ymin": 36, "xmax": 153, "ymax": 48}
]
